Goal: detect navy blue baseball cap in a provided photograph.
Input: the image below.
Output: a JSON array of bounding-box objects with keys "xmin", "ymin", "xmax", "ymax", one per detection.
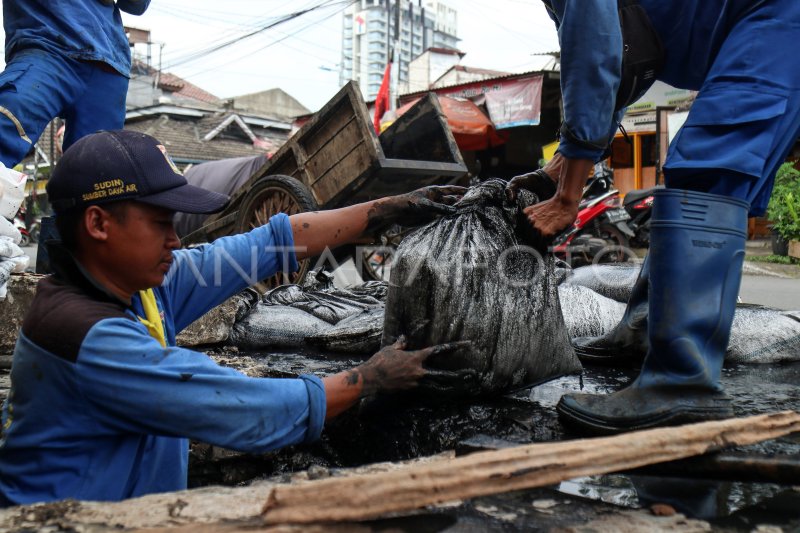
[{"xmin": 47, "ymin": 130, "xmax": 229, "ymax": 214}]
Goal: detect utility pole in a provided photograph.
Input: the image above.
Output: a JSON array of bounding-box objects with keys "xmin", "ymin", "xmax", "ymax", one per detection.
[{"xmin": 390, "ymin": 0, "xmax": 401, "ymax": 111}]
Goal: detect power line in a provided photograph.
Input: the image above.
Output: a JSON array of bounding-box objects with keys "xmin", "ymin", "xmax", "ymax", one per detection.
[
  {"xmin": 176, "ymin": 0, "xmax": 354, "ymax": 82},
  {"xmin": 163, "ymin": 0, "xmax": 351, "ymax": 70}
]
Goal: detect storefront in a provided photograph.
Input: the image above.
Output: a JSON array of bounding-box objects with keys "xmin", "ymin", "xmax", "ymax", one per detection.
[{"xmin": 609, "ymin": 82, "xmax": 695, "ymax": 196}]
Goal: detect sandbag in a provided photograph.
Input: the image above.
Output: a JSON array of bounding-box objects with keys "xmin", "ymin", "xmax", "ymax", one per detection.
[
  {"xmin": 726, "ymin": 305, "xmax": 800, "ymax": 364},
  {"xmin": 307, "ymin": 308, "xmax": 385, "ymax": 353},
  {"xmin": 558, "ymin": 284, "xmax": 626, "ymax": 339},
  {"xmin": 229, "ymin": 305, "xmax": 331, "ymax": 348},
  {"xmin": 382, "ymin": 179, "xmax": 581, "ymax": 395},
  {"xmin": 264, "ymin": 280, "xmax": 386, "ymax": 325},
  {"xmin": 562, "ymin": 263, "xmax": 642, "ymax": 303}
]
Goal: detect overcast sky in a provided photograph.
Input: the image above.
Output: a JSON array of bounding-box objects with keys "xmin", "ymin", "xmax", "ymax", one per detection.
[{"xmin": 1, "ymin": 0, "xmax": 560, "ymax": 112}]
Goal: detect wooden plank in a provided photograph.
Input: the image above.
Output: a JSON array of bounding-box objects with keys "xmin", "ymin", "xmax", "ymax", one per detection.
[
  {"xmin": 380, "ymin": 93, "xmax": 464, "ymax": 168},
  {"xmin": 303, "ymin": 117, "xmax": 362, "ymax": 177},
  {"xmin": 310, "ymin": 139, "xmax": 375, "ymax": 205},
  {"xmin": 261, "ymin": 411, "xmax": 800, "ymax": 524},
  {"xmin": 455, "ymin": 435, "xmax": 800, "ymax": 485}
]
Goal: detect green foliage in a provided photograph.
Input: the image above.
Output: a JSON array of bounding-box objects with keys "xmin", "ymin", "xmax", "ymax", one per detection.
[
  {"xmin": 767, "ymin": 163, "xmax": 800, "ymax": 241},
  {"xmin": 746, "ymin": 254, "xmax": 798, "ymax": 265}
]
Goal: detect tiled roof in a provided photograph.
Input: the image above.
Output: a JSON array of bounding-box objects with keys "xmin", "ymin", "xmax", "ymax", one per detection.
[
  {"xmin": 131, "ymin": 60, "xmax": 222, "ymax": 105},
  {"xmin": 125, "ymin": 113, "xmax": 288, "ymax": 163},
  {"xmin": 157, "ymin": 72, "xmax": 222, "ymax": 105}
]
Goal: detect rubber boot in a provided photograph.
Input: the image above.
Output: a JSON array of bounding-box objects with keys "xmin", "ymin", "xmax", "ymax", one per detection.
[
  {"xmin": 571, "ymin": 254, "xmax": 650, "ymax": 366},
  {"xmin": 557, "ymin": 189, "xmax": 748, "ymax": 435}
]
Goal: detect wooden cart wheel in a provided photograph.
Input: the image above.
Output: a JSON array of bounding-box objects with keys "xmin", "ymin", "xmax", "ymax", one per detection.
[
  {"xmin": 236, "ymin": 175, "xmax": 318, "ymax": 291},
  {"xmin": 357, "ymin": 225, "xmax": 408, "ymax": 282}
]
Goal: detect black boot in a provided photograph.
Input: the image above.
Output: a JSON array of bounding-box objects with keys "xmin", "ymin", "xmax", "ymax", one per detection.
[
  {"xmin": 558, "ymin": 189, "xmax": 748, "ymax": 435},
  {"xmin": 571, "ymin": 255, "xmax": 649, "ymax": 366}
]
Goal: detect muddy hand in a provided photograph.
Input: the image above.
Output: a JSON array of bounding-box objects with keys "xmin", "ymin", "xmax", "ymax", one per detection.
[
  {"xmin": 396, "ymin": 185, "xmax": 467, "ymax": 226},
  {"xmin": 506, "ymin": 169, "xmax": 557, "ymax": 203},
  {"xmin": 418, "ymin": 339, "xmax": 479, "ymax": 394},
  {"xmin": 522, "ymin": 195, "xmax": 579, "ymax": 240},
  {"xmin": 357, "ymin": 337, "xmax": 472, "ymax": 396}
]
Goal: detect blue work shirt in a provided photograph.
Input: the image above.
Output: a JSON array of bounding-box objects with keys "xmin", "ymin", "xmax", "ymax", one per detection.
[
  {"xmin": 547, "ymin": 0, "xmax": 757, "ymax": 161},
  {"xmin": 3, "ymin": 0, "xmax": 151, "ymax": 77},
  {"xmin": 0, "ymin": 214, "xmax": 327, "ymax": 506}
]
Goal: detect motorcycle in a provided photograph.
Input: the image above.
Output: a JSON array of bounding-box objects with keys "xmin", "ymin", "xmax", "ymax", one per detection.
[
  {"xmin": 622, "ymin": 186, "xmax": 661, "ymax": 248},
  {"xmin": 13, "ymin": 204, "xmax": 41, "ymax": 247},
  {"xmin": 550, "ymin": 164, "xmax": 635, "ymax": 266},
  {"xmin": 13, "ymin": 209, "xmax": 31, "ymax": 247}
]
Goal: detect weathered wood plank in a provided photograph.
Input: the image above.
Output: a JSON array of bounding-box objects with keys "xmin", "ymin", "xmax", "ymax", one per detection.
[{"xmin": 261, "ymin": 411, "xmax": 800, "ymax": 524}]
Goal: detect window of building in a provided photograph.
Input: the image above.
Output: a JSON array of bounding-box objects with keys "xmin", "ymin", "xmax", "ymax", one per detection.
[{"xmin": 641, "ymin": 134, "xmax": 657, "ymax": 167}]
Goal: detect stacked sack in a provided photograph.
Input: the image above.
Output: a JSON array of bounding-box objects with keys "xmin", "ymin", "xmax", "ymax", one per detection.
[{"xmin": 0, "ymin": 163, "xmax": 30, "ymax": 299}]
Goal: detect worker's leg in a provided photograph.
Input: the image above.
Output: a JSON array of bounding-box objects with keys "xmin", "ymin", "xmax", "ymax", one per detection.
[
  {"xmin": 557, "ymin": 0, "xmax": 800, "ymax": 434},
  {"xmin": 662, "ymin": 0, "xmax": 800, "ymax": 216},
  {"xmin": 557, "ymin": 189, "xmax": 746, "ymax": 434},
  {"xmin": 0, "ymin": 49, "xmax": 80, "ymax": 167},
  {"xmin": 570, "ymin": 254, "xmax": 649, "ymax": 366},
  {"xmin": 60, "ymin": 62, "xmax": 128, "ymax": 151}
]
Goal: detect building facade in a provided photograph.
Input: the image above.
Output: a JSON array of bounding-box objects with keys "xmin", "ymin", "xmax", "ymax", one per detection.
[{"xmin": 340, "ymin": 0, "xmax": 459, "ymax": 101}]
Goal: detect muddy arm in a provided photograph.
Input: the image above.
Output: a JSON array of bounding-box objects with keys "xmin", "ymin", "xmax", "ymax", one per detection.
[{"xmin": 289, "ymin": 186, "xmax": 464, "ymax": 260}]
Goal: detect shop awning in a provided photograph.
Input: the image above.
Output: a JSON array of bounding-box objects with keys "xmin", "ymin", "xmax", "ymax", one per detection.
[{"xmin": 397, "ymin": 96, "xmax": 508, "ymax": 151}]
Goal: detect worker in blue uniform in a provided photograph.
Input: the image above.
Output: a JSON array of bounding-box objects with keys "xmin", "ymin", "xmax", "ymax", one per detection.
[
  {"xmin": 0, "ymin": 130, "xmax": 471, "ymax": 506},
  {"xmin": 1, "ymin": 0, "xmax": 151, "ymax": 273},
  {"xmin": 0, "ymin": 0, "xmax": 149, "ymax": 163},
  {"xmin": 510, "ymin": 0, "xmax": 800, "ymax": 434}
]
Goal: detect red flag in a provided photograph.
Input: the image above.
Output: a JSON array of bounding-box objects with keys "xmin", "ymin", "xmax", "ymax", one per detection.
[{"xmin": 373, "ymin": 61, "xmax": 391, "ymax": 133}]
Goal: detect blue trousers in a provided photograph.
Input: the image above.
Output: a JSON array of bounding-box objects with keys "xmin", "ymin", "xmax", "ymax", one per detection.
[
  {"xmin": 663, "ymin": 0, "xmax": 800, "ymax": 217},
  {"xmin": 0, "ymin": 48, "xmax": 128, "ymax": 167}
]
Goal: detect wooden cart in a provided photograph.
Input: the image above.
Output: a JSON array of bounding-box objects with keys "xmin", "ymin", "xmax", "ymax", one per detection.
[{"xmin": 183, "ymin": 81, "xmax": 468, "ymax": 284}]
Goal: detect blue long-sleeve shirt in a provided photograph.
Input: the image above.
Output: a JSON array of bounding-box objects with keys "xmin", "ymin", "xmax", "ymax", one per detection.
[
  {"xmin": 3, "ymin": 0, "xmax": 151, "ymax": 77},
  {"xmin": 0, "ymin": 214, "xmax": 327, "ymax": 506},
  {"xmin": 547, "ymin": 0, "xmax": 757, "ymax": 161}
]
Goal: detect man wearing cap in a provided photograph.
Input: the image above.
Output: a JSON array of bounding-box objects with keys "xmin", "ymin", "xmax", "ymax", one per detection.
[{"xmin": 0, "ymin": 130, "xmax": 470, "ymax": 507}]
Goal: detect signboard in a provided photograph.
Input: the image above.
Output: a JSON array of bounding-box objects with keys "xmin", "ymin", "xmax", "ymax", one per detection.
[
  {"xmin": 619, "ymin": 111, "xmax": 656, "ymax": 134},
  {"xmin": 436, "ymin": 75, "xmax": 544, "ymax": 129},
  {"xmin": 667, "ymin": 111, "xmax": 689, "ymax": 144},
  {"xmin": 626, "ymin": 81, "xmax": 695, "ymax": 114},
  {"xmin": 354, "ymin": 12, "xmax": 366, "ymax": 35}
]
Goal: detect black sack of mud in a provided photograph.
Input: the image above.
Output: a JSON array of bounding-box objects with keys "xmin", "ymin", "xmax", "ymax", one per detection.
[{"xmin": 382, "ymin": 179, "xmax": 581, "ymax": 395}]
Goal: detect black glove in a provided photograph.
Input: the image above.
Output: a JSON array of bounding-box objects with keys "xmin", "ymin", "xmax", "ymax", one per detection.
[
  {"xmin": 506, "ymin": 169, "xmax": 557, "ymax": 203},
  {"xmin": 366, "ymin": 185, "xmax": 467, "ymax": 235}
]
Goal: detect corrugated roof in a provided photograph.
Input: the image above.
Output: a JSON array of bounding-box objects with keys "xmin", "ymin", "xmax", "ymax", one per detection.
[{"xmin": 400, "ymin": 69, "xmax": 559, "ymax": 101}]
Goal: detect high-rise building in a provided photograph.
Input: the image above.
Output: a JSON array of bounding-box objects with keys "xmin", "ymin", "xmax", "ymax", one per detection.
[{"xmin": 340, "ymin": 0, "xmax": 459, "ymax": 101}]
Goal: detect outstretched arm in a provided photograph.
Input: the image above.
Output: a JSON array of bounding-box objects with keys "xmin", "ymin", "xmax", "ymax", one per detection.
[
  {"xmin": 289, "ymin": 185, "xmax": 465, "ymax": 260},
  {"xmin": 322, "ymin": 337, "xmax": 475, "ymax": 420}
]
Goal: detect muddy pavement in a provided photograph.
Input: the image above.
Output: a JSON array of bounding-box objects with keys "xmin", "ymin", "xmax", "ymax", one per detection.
[{"xmin": 194, "ymin": 346, "xmax": 800, "ymax": 529}]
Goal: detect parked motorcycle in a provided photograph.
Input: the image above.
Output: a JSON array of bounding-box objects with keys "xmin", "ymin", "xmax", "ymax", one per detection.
[
  {"xmin": 13, "ymin": 204, "xmax": 42, "ymax": 247},
  {"xmin": 13, "ymin": 209, "xmax": 31, "ymax": 247},
  {"xmin": 622, "ymin": 186, "xmax": 661, "ymax": 248},
  {"xmin": 550, "ymin": 164, "xmax": 635, "ymax": 266}
]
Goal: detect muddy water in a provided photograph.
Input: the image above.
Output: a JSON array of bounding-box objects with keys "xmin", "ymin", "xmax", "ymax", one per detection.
[{"xmin": 197, "ymin": 347, "xmax": 799, "ymax": 525}]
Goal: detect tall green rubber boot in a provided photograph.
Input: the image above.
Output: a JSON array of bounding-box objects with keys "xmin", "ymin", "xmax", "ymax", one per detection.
[{"xmin": 557, "ymin": 189, "xmax": 748, "ymax": 434}]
